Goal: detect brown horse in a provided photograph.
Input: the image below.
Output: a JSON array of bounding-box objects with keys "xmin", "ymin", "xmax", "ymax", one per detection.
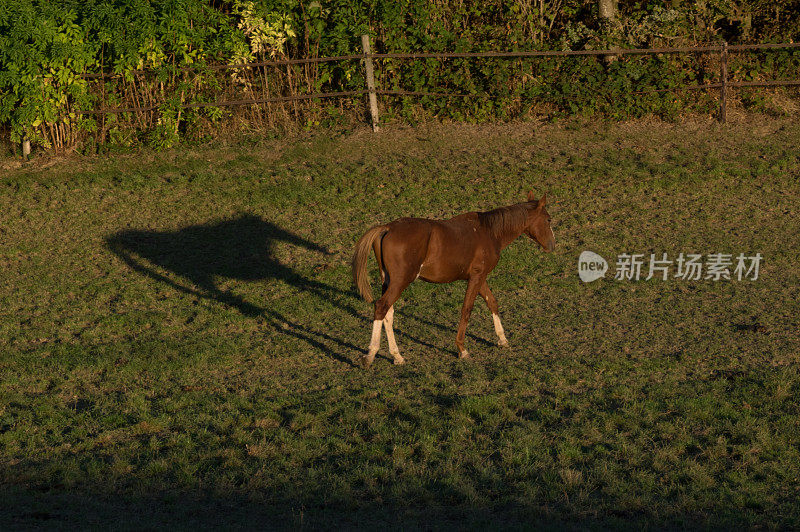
[{"xmin": 351, "ymin": 190, "xmax": 555, "ymax": 368}]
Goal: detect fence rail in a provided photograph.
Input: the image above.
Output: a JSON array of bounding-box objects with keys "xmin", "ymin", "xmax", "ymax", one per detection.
[
  {"xmin": 79, "ymin": 38, "xmax": 800, "ymax": 126},
  {"xmin": 81, "ymin": 91, "xmax": 370, "ymax": 115}
]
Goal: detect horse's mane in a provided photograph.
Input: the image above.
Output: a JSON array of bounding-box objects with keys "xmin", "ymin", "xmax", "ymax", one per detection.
[{"xmin": 477, "ymin": 202, "xmax": 533, "ymax": 241}]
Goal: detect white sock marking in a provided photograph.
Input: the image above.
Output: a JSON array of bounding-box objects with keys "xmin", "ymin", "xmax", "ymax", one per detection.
[
  {"xmin": 367, "ymin": 319, "xmax": 382, "ymax": 358},
  {"xmin": 492, "ymin": 313, "xmax": 508, "ymax": 345},
  {"xmin": 383, "ymin": 306, "xmax": 401, "ymax": 357}
]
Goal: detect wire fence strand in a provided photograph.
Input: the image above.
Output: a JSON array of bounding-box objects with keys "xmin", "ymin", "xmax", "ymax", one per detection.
[
  {"xmin": 80, "ymin": 42, "xmax": 800, "ymax": 79},
  {"xmin": 79, "ymin": 42, "xmax": 800, "ymax": 116}
]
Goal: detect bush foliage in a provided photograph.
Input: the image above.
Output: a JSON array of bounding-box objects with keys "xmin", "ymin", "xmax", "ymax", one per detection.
[{"xmin": 2, "ymin": 0, "xmax": 800, "ymax": 151}]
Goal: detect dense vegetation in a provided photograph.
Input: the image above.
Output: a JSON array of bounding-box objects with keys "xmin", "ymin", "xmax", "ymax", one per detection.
[
  {"xmin": 1, "ymin": 0, "xmax": 800, "ymax": 151},
  {"xmin": 1, "ymin": 119, "xmax": 799, "ymax": 528}
]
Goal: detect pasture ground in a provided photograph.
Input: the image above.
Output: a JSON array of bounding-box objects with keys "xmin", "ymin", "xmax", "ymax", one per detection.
[{"xmin": 1, "ymin": 117, "xmax": 799, "ymax": 529}]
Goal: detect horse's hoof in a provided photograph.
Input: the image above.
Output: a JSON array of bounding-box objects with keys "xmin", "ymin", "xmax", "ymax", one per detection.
[
  {"xmin": 459, "ymin": 350, "xmax": 470, "ymax": 359},
  {"xmin": 392, "ymin": 355, "xmax": 405, "ymax": 365},
  {"xmin": 360, "ymin": 355, "xmax": 374, "ymax": 369},
  {"xmin": 498, "ymin": 339, "xmax": 509, "ymax": 348}
]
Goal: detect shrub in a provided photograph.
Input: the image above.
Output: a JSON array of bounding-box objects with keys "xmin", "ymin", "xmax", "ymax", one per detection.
[{"xmin": 1, "ymin": 0, "xmax": 799, "ymax": 152}]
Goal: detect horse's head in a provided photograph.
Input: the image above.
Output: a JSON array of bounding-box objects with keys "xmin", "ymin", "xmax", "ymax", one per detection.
[{"xmin": 525, "ymin": 190, "xmax": 555, "ymax": 252}]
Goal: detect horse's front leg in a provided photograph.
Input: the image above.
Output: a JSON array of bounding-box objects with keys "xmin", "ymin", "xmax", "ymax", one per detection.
[{"xmin": 455, "ymin": 276, "xmax": 483, "ymax": 358}]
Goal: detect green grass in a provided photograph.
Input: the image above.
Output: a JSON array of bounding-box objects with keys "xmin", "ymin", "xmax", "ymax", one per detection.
[{"xmin": 1, "ymin": 117, "xmax": 799, "ymax": 529}]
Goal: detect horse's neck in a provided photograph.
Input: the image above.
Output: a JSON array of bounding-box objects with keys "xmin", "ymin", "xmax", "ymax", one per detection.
[
  {"xmin": 479, "ymin": 203, "xmax": 530, "ymax": 250},
  {"xmin": 496, "ymin": 223, "xmax": 527, "ymax": 250}
]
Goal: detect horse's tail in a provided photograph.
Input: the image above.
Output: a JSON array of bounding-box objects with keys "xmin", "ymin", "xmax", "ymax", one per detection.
[{"xmin": 351, "ymin": 224, "xmax": 389, "ymax": 303}]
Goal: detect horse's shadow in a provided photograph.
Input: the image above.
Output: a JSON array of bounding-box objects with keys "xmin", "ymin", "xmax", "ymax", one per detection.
[
  {"xmin": 106, "ymin": 215, "xmax": 367, "ymax": 366},
  {"xmin": 106, "ymin": 215, "xmax": 492, "ymax": 366}
]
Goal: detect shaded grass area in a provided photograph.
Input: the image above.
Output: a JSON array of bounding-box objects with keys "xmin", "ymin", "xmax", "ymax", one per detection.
[{"xmin": 1, "ymin": 117, "xmax": 799, "ymax": 529}]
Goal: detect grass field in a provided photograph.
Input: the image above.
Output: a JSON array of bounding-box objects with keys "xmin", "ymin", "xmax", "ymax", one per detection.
[{"xmin": 1, "ymin": 117, "xmax": 799, "ymax": 529}]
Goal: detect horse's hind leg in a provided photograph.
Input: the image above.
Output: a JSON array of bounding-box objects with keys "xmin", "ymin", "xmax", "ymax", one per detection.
[
  {"xmin": 359, "ymin": 241, "xmax": 388, "ymax": 367},
  {"xmin": 378, "ymin": 266, "xmax": 404, "ymax": 364},
  {"xmin": 362, "ymin": 270, "xmax": 413, "ymax": 368},
  {"xmin": 479, "ymin": 280, "xmax": 509, "ymax": 347},
  {"xmin": 360, "ymin": 242, "xmax": 386, "ymax": 369},
  {"xmin": 362, "ymin": 319, "xmax": 383, "ymax": 369},
  {"xmin": 364, "ymin": 270, "xmax": 406, "ymax": 366},
  {"xmin": 383, "ymin": 304, "xmax": 403, "ymax": 365}
]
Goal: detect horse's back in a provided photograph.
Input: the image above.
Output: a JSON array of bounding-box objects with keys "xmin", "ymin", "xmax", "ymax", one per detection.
[
  {"xmin": 380, "ymin": 217, "xmax": 435, "ymax": 267},
  {"xmin": 428, "ymin": 213, "xmax": 494, "ymax": 279},
  {"xmin": 380, "ymin": 213, "xmax": 490, "ymax": 283},
  {"xmin": 383, "ymin": 218, "xmax": 436, "ymax": 247},
  {"xmin": 385, "ymin": 215, "xmax": 477, "ymax": 255}
]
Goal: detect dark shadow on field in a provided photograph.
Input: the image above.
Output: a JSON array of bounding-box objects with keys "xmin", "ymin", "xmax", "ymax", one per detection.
[
  {"xmin": 106, "ymin": 215, "xmax": 362, "ymax": 366},
  {"xmin": 0, "ymin": 481, "xmax": 761, "ymax": 530},
  {"xmin": 105, "ymin": 214, "xmax": 492, "ymax": 363},
  {"xmin": 0, "ymin": 488, "xmax": 557, "ymax": 530}
]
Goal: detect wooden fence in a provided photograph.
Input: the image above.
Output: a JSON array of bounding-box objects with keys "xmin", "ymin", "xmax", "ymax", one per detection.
[{"xmin": 80, "ymin": 37, "xmax": 800, "ymax": 131}]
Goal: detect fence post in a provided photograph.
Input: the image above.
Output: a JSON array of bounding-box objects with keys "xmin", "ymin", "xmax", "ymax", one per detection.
[
  {"xmin": 719, "ymin": 41, "xmax": 728, "ymax": 123},
  {"xmin": 22, "ymin": 136, "xmax": 30, "ymax": 159},
  {"xmin": 361, "ymin": 34, "xmax": 380, "ymax": 132}
]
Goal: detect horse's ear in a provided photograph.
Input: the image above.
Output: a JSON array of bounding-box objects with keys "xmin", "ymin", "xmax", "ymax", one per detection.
[
  {"xmin": 538, "ymin": 193, "xmax": 547, "ymax": 209},
  {"xmin": 527, "ymin": 190, "xmax": 537, "ymax": 202}
]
